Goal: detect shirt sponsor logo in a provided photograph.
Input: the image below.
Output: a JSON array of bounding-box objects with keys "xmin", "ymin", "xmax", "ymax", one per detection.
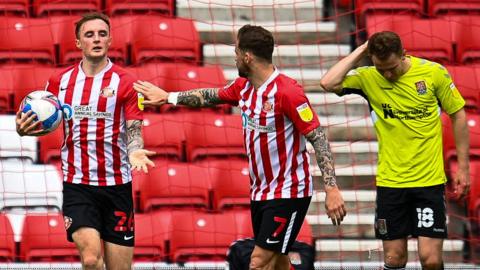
[
  {"xmin": 62, "ymin": 104, "xmax": 73, "ymax": 120},
  {"xmin": 74, "ymin": 105, "xmax": 113, "ymax": 120},
  {"xmin": 415, "ymin": 80, "xmax": 427, "ymax": 95},
  {"xmin": 296, "ymin": 103, "xmax": 313, "ymax": 122},
  {"xmin": 242, "ymin": 113, "xmax": 276, "ymax": 133}
]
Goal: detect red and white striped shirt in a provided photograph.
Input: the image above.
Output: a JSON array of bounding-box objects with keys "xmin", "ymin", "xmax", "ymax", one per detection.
[
  {"xmin": 219, "ymin": 69, "xmax": 319, "ymax": 201},
  {"xmin": 47, "ymin": 60, "xmax": 143, "ymax": 186}
]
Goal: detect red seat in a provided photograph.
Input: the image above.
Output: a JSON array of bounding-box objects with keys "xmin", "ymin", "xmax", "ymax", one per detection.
[
  {"xmin": 134, "ymin": 211, "xmax": 172, "ymax": 261},
  {"xmin": 366, "ymin": 15, "xmax": 455, "ymax": 64},
  {"xmin": 445, "ymin": 65, "xmax": 480, "ymax": 111},
  {"xmin": 32, "ymin": 0, "xmax": 101, "ymax": 17},
  {"xmin": 53, "ymin": 16, "xmax": 130, "ymax": 65},
  {"xmin": 0, "ymin": 66, "xmax": 15, "ymax": 112},
  {"xmin": 0, "ymin": 214, "xmax": 15, "ymax": 262},
  {"xmin": 199, "ymin": 159, "xmax": 251, "ymax": 210},
  {"xmin": 356, "ymin": 0, "xmax": 424, "ymax": 15},
  {"xmin": 449, "ymin": 160, "xmax": 480, "ymax": 214},
  {"xmin": 0, "ymin": 17, "xmax": 55, "ymax": 65},
  {"xmin": 454, "ymin": 16, "xmax": 480, "ymax": 64},
  {"xmin": 442, "ymin": 112, "xmax": 480, "ymax": 163},
  {"xmin": 130, "ymin": 16, "xmax": 201, "ymax": 64},
  {"xmin": 105, "ymin": 0, "xmax": 174, "ymax": 16},
  {"xmin": 0, "ymin": 0, "xmax": 29, "ymax": 16},
  {"xmin": 20, "ymin": 213, "xmax": 79, "ymax": 262},
  {"xmin": 142, "ymin": 113, "xmax": 185, "ymax": 161},
  {"xmin": 183, "ymin": 113, "xmax": 245, "ymax": 162},
  {"xmin": 137, "ymin": 162, "xmax": 211, "ymax": 212},
  {"xmin": 10, "ymin": 64, "xmax": 55, "ymax": 111},
  {"xmin": 429, "ymin": 0, "xmax": 480, "ymax": 16},
  {"xmin": 38, "ymin": 127, "xmax": 63, "ymax": 164},
  {"xmin": 169, "ymin": 209, "xmax": 252, "ymax": 262}
]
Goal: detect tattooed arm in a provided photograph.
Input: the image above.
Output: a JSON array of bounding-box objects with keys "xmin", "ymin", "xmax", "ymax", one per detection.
[
  {"xmin": 133, "ymin": 81, "xmax": 224, "ymax": 107},
  {"xmin": 126, "ymin": 120, "xmax": 155, "ymax": 173},
  {"xmin": 305, "ymin": 126, "xmax": 346, "ymax": 225}
]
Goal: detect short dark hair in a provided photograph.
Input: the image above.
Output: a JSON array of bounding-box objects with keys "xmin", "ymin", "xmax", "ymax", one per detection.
[
  {"xmin": 368, "ymin": 31, "xmax": 403, "ymax": 60},
  {"xmin": 237, "ymin": 25, "xmax": 274, "ymax": 63},
  {"xmin": 75, "ymin": 12, "xmax": 110, "ymax": 39}
]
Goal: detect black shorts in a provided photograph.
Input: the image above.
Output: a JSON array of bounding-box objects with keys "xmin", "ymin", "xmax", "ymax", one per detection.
[
  {"xmin": 251, "ymin": 197, "xmax": 311, "ymax": 254},
  {"xmin": 62, "ymin": 182, "xmax": 135, "ymax": 247},
  {"xmin": 375, "ymin": 184, "xmax": 447, "ymax": 240}
]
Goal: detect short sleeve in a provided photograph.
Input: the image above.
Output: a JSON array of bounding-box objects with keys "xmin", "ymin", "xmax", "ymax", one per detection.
[
  {"xmin": 340, "ymin": 68, "xmax": 364, "ymax": 96},
  {"xmin": 45, "ymin": 74, "xmax": 60, "ymax": 96},
  {"xmin": 123, "ymin": 76, "xmax": 143, "ymax": 121},
  {"xmin": 434, "ymin": 65, "xmax": 465, "ymax": 115},
  {"xmin": 218, "ymin": 78, "xmax": 248, "ymax": 106},
  {"xmin": 280, "ymin": 83, "xmax": 320, "ymax": 135}
]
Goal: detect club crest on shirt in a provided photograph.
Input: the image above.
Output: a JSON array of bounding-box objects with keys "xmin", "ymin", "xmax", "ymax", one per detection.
[
  {"xmin": 63, "ymin": 216, "xmax": 73, "ymax": 230},
  {"xmin": 415, "ymin": 80, "xmax": 427, "ymax": 95},
  {"xmin": 262, "ymin": 101, "xmax": 273, "ymax": 112},
  {"xmin": 100, "ymin": 87, "xmax": 116, "ymax": 98},
  {"xmin": 296, "ymin": 103, "xmax": 313, "ymax": 122}
]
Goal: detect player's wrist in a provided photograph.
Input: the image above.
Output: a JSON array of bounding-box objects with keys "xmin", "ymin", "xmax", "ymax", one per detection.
[{"xmin": 167, "ymin": 92, "xmax": 179, "ymax": 106}]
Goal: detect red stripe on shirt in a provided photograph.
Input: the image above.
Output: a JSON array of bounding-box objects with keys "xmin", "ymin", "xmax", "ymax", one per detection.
[
  {"xmin": 95, "ymin": 70, "xmax": 113, "ymax": 186},
  {"xmin": 273, "ymin": 95, "xmax": 287, "ymax": 199},
  {"xmin": 111, "ymin": 75, "xmax": 123, "ymax": 185},
  {"xmin": 64, "ymin": 67, "xmax": 79, "ymax": 183},
  {"xmin": 258, "ymin": 83, "xmax": 275, "ymax": 201},
  {"xmin": 301, "ymin": 149, "xmax": 310, "ymax": 197},
  {"xmin": 290, "ymin": 131, "xmax": 300, "ymax": 198}
]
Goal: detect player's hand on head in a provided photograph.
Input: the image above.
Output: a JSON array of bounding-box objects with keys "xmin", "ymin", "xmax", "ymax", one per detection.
[
  {"xmin": 324, "ymin": 186, "xmax": 347, "ymax": 226},
  {"xmin": 15, "ymin": 109, "xmax": 45, "ymax": 136},
  {"xmin": 128, "ymin": 149, "xmax": 156, "ymax": 173},
  {"xmin": 133, "ymin": 80, "xmax": 168, "ymax": 107},
  {"xmin": 453, "ymin": 168, "xmax": 470, "ymax": 200}
]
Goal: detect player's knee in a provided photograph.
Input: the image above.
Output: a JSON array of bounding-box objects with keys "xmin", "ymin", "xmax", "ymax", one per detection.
[
  {"xmin": 420, "ymin": 257, "xmax": 443, "ymax": 270},
  {"xmin": 249, "ymin": 254, "xmax": 271, "ymax": 270},
  {"xmin": 81, "ymin": 254, "xmax": 103, "ymax": 270},
  {"xmin": 384, "ymin": 251, "xmax": 407, "ymax": 267}
]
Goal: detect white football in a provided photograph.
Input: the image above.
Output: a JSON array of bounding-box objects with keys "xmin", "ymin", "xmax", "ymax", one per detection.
[{"xmin": 20, "ymin": 90, "xmax": 63, "ymax": 135}]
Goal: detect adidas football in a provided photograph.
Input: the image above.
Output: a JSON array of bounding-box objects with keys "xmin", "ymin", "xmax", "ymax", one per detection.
[{"xmin": 20, "ymin": 90, "xmax": 63, "ymax": 135}]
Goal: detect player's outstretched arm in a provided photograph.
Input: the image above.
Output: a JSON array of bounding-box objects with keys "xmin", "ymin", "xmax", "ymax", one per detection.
[
  {"xmin": 320, "ymin": 41, "xmax": 368, "ymax": 94},
  {"xmin": 15, "ymin": 109, "xmax": 45, "ymax": 137},
  {"xmin": 133, "ymin": 80, "xmax": 223, "ymax": 107},
  {"xmin": 126, "ymin": 119, "xmax": 155, "ymax": 173},
  {"xmin": 305, "ymin": 127, "xmax": 346, "ymax": 226}
]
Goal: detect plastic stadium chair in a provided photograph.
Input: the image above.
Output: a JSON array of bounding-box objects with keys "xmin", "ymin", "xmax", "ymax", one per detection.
[
  {"xmin": 130, "ymin": 16, "xmax": 201, "ymax": 64},
  {"xmin": 199, "ymin": 159, "xmax": 251, "ymax": 210},
  {"xmin": 38, "ymin": 127, "xmax": 63, "ymax": 164},
  {"xmin": 366, "ymin": 15, "xmax": 455, "ymax": 64},
  {"xmin": 169, "ymin": 209, "xmax": 252, "ymax": 262},
  {"xmin": 442, "ymin": 112, "xmax": 480, "ymax": 163},
  {"xmin": 142, "ymin": 113, "xmax": 185, "ymax": 161},
  {"xmin": 54, "ymin": 16, "xmax": 129, "ymax": 65},
  {"xmin": 105, "ymin": 0, "xmax": 174, "ymax": 16},
  {"xmin": 454, "ymin": 16, "xmax": 480, "ymax": 64},
  {"xmin": 0, "ymin": 114, "xmax": 38, "ymax": 162},
  {"xmin": 0, "ymin": 17, "xmax": 55, "ymax": 64},
  {"xmin": 137, "ymin": 162, "xmax": 211, "ymax": 212},
  {"xmin": 20, "ymin": 213, "xmax": 78, "ymax": 262},
  {"xmin": 0, "ymin": 161, "xmax": 63, "ymax": 211},
  {"xmin": 429, "ymin": 0, "xmax": 480, "ymax": 16},
  {"xmin": 356, "ymin": 0, "xmax": 424, "ymax": 15},
  {"xmin": 183, "ymin": 112, "xmax": 245, "ymax": 162},
  {"xmin": 445, "ymin": 65, "xmax": 480, "ymax": 111},
  {"xmin": 0, "ymin": 67, "xmax": 13, "ymax": 112},
  {"xmin": 0, "ymin": 214, "xmax": 15, "ymax": 262},
  {"xmin": 134, "ymin": 211, "xmax": 172, "ymax": 261},
  {"xmin": 449, "ymin": 160, "xmax": 480, "ymax": 215},
  {"xmin": 0, "ymin": 0, "xmax": 29, "ymax": 16},
  {"xmin": 33, "ymin": 0, "xmax": 101, "ymax": 17}
]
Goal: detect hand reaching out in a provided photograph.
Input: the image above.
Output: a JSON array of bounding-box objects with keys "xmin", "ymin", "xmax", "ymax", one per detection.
[{"xmin": 133, "ymin": 81, "xmax": 169, "ymax": 107}]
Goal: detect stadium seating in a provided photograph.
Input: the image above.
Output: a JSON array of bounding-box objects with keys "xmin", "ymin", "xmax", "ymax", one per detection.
[
  {"xmin": 442, "ymin": 112, "xmax": 480, "ymax": 163},
  {"xmin": 355, "ymin": 0, "xmax": 424, "ymax": 15},
  {"xmin": 366, "ymin": 15, "xmax": 455, "ymax": 63},
  {"xmin": 429, "ymin": 0, "xmax": 480, "ymax": 16},
  {"xmin": 137, "ymin": 162, "xmax": 211, "ymax": 212},
  {"xmin": 142, "ymin": 113, "xmax": 185, "ymax": 161},
  {"xmin": 134, "ymin": 211, "xmax": 172, "ymax": 261},
  {"xmin": 182, "ymin": 112, "xmax": 245, "ymax": 162},
  {"xmin": 38, "ymin": 127, "xmax": 63, "ymax": 165},
  {"xmin": 449, "ymin": 160, "xmax": 480, "ymax": 215},
  {"xmin": 454, "ymin": 16, "xmax": 480, "ymax": 64},
  {"xmin": 20, "ymin": 213, "xmax": 78, "ymax": 262},
  {"xmin": 105, "ymin": 0, "xmax": 174, "ymax": 16},
  {"xmin": 0, "ymin": 0, "xmax": 29, "ymax": 16},
  {"xmin": 33, "ymin": 0, "xmax": 100, "ymax": 17},
  {"xmin": 169, "ymin": 209, "xmax": 252, "ymax": 262},
  {"xmin": 130, "ymin": 16, "xmax": 201, "ymax": 64},
  {"xmin": 0, "ymin": 214, "xmax": 15, "ymax": 262},
  {"xmin": 10, "ymin": 64, "xmax": 54, "ymax": 111},
  {"xmin": 200, "ymin": 159, "xmax": 251, "ymax": 210},
  {"xmin": 0, "ymin": 161, "xmax": 62, "ymax": 211},
  {"xmin": 0, "ymin": 17, "xmax": 55, "ymax": 64},
  {"xmin": 445, "ymin": 65, "xmax": 480, "ymax": 111},
  {"xmin": 0, "ymin": 114, "xmax": 38, "ymax": 162}
]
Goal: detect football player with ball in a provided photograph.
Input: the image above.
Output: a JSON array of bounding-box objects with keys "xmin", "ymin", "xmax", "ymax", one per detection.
[{"xmin": 15, "ymin": 12, "xmax": 154, "ymax": 270}]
